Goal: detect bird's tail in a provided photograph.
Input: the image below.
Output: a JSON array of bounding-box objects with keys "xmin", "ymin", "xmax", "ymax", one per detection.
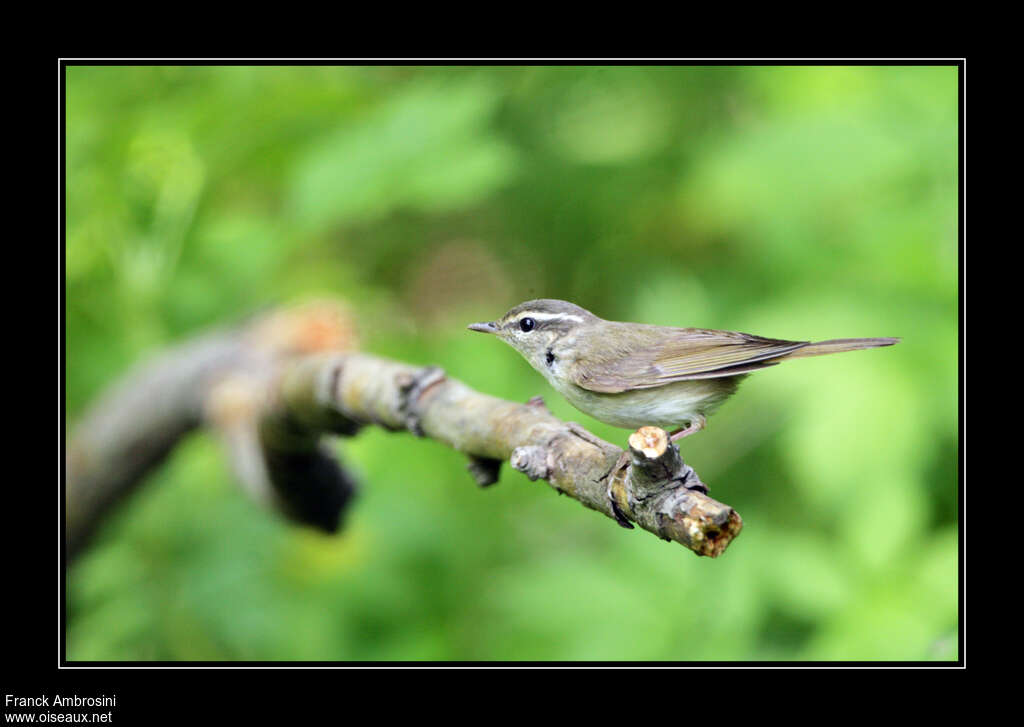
[{"xmin": 786, "ymin": 337, "xmax": 900, "ymax": 359}]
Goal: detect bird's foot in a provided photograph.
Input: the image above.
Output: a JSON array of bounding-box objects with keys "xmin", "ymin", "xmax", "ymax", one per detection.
[{"xmin": 668, "ymin": 415, "xmax": 706, "ymax": 443}]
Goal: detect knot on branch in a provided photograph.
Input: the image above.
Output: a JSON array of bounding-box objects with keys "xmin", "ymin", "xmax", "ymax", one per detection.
[
  {"xmin": 510, "ymin": 445, "xmax": 550, "ymax": 481},
  {"xmin": 395, "ymin": 366, "xmax": 447, "ymax": 436},
  {"xmin": 525, "ymin": 395, "xmax": 551, "ymax": 413}
]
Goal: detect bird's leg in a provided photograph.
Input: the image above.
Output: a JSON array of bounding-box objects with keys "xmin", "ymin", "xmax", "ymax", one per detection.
[
  {"xmin": 669, "ymin": 414, "xmax": 706, "ymax": 443},
  {"xmin": 667, "ymin": 416, "xmax": 709, "ymax": 494}
]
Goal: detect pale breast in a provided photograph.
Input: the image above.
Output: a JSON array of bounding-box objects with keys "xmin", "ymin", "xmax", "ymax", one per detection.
[{"xmin": 555, "ymin": 376, "xmax": 743, "ymax": 430}]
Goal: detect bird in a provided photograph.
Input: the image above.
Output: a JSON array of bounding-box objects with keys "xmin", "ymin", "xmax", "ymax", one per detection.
[{"xmin": 469, "ymin": 298, "xmax": 899, "ymax": 526}]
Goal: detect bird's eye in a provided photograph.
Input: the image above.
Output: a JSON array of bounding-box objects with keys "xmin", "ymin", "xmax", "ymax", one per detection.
[{"xmin": 519, "ymin": 317, "xmax": 536, "ymax": 332}]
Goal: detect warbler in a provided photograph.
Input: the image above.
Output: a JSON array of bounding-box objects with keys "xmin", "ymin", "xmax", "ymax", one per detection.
[{"xmin": 469, "ymin": 299, "xmax": 898, "ymax": 525}]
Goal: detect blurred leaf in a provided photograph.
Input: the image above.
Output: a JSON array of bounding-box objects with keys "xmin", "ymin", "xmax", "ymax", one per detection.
[
  {"xmin": 546, "ymin": 73, "xmax": 672, "ymax": 164},
  {"xmin": 756, "ymin": 532, "xmax": 853, "ymax": 620},
  {"xmin": 286, "ymin": 78, "xmax": 517, "ymax": 231}
]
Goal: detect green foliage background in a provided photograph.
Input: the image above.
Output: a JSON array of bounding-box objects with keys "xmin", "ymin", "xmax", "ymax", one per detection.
[{"xmin": 65, "ymin": 65, "xmax": 959, "ymax": 661}]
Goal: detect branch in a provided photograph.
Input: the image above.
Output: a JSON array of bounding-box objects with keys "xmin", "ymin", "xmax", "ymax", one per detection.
[
  {"xmin": 269, "ymin": 352, "xmax": 743, "ymax": 557},
  {"xmin": 66, "ymin": 303, "xmax": 742, "ymax": 561},
  {"xmin": 65, "ymin": 303, "xmax": 360, "ymax": 558}
]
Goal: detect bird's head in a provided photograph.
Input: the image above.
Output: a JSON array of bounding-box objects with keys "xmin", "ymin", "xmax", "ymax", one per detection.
[{"xmin": 468, "ymin": 299, "xmax": 598, "ymax": 369}]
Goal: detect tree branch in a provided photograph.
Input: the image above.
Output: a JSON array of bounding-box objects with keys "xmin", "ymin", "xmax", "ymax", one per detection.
[
  {"xmin": 269, "ymin": 352, "xmax": 743, "ymax": 557},
  {"xmin": 65, "ymin": 303, "xmax": 360, "ymax": 558},
  {"xmin": 66, "ymin": 303, "xmax": 742, "ymax": 561}
]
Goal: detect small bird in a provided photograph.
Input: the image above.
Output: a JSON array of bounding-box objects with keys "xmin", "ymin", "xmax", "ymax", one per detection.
[{"xmin": 469, "ymin": 299, "xmax": 899, "ymax": 525}]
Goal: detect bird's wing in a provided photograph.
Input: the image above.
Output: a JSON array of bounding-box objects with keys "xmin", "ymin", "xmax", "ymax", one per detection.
[{"xmin": 568, "ymin": 326, "xmax": 808, "ymax": 394}]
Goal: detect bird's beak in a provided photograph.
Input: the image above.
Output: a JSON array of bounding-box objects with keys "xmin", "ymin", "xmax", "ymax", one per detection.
[{"xmin": 468, "ymin": 321, "xmax": 498, "ymax": 334}]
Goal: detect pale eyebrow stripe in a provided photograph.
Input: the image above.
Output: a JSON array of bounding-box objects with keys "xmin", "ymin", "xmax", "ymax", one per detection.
[{"xmin": 515, "ymin": 312, "xmax": 584, "ymax": 324}]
